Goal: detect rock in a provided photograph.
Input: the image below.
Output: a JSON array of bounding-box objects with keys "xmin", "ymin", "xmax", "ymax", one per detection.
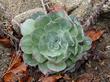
[
  {"xmin": 51, "ymin": 0, "xmax": 109, "ymax": 20},
  {"xmin": 102, "ymin": 0, "xmax": 110, "ymax": 13},
  {"xmin": 71, "ymin": 0, "xmax": 92, "ymax": 20},
  {"xmin": 11, "ymin": 8, "xmax": 44, "ymax": 34},
  {"xmin": 10, "ymin": 0, "xmax": 110, "ymax": 34},
  {"xmin": 0, "ymin": 0, "xmax": 44, "ymax": 34},
  {"xmin": 51, "ymin": 0, "xmax": 92, "ymax": 19},
  {"xmin": 51, "ymin": 0, "xmax": 83, "ymax": 11}
]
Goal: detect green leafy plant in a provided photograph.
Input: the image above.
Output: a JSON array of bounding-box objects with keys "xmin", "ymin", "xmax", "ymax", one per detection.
[{"xmin": 20, "ymin": 10, "xmax": 92, "ymax": 74}]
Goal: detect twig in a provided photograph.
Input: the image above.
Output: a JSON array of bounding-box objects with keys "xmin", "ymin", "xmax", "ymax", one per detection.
[
  {"xmin": 40, "ymin": 0, "xmax": 47, "ymax": 14},
  {"xmin": 0, "ymin": 3, "xmax": 5, "ymax": 11}
]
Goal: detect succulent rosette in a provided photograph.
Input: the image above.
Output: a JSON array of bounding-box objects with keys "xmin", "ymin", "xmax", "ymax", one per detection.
[{"xmin": 20, "ymin": 10, "xmax": 92, "ymax": 74}]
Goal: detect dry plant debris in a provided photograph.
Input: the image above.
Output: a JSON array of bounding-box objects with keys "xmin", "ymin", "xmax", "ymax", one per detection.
[
  {"xmin": 3, "ymin": 52, "xmax": 27, "ymax": 82},
  {"xmin": 86, "ymin": 29, "xmax": 104, "ymax": 41},
  {"xmin": 39, "ymin": 75, "xmax": 62, "ymax": 82}
]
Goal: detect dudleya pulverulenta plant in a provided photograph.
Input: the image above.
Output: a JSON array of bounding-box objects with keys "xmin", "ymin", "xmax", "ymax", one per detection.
[{"xmin": 20, "ymin": 10, "xmax": 92, "ymax": 74}]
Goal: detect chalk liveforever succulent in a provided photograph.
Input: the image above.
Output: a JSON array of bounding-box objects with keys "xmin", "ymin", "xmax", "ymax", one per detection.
[{"xmin": 20, "ymin": 10, "xmax": 92, "ymax": 74}]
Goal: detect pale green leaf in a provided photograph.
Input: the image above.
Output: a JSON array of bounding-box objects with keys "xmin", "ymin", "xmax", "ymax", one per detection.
[
  {"xmin": 38, "ymin": 32, "xmax": 68, "ymax": 57},
  {"xmin": 47, "ymin": 61, "xmax": 66, "ymax": 72},
  {"xmin": 66, "ymin": 59, "xmax": 73, "ymax": 67},
  {"xmin": 82, "ymin": 37, "xmax": 92, "ymax": 51},
  {"xmin": 32, "ymin": 48, "xmax": 46, "ymax": 63},
  {"xmin": 23, "ymin": 53, "xmax": 38, "ymax": 66},
  {"xmin": 35, "ymin": 15, "xmax": 51, "ymax": 29},
  {"xmin": 49, "ymin": 10, "xmax": 66, "ymax": 20},
  {"xmin": 44, "ymin": 21, "xmax": 60, "ymax": 33},
  {"xmin": 54, "ymin": 17, "xmax": 72, "ymax": 31},
  {"xmin": 20, "ymin": 35, "xmax": 33, "ymax": 54},
  {"xmin": 30, "ymin": 11, "xmax": 45, "ymax": 20},
  {"xmin": 74, "ymin": 39, "xmax": 78, "ymax": 55},
  {"xmin": 21, "ymin": 19, "xmax": 36, "ymax": 36},
  {"xmin": 77, "ymin": 44, "xmax": 83, "ymax": 55},
  {"xmin": 70, "ymin": 25, "xmax": 78, "ymax": 38},
  {"xmin": 32, "ymin": 28, "xmax": 44, "ymax": 43},
  {"xmin": 65, "ymin": 32, "xmax": 74, "ymax": 46},
  {"xmin": 38, "ymin": 62, "xmax": 52, "ymax": 75}
]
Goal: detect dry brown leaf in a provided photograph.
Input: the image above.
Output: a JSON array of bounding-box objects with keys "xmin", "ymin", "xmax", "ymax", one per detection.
[
  {"xmin": 86, "ymin": 29, "xmax": 104, "ymax": 41},
  {"xmin": 0, "ymin": 37, "xmax": 11, "ymax": 47},
  {"xmin": 10, "ymin": 63, "xmax": 27, "ymax": 74},
  {"xmin": 5, "ymin": 52, "xmax": 22, "ymax": 73},
  {"xmin": 3, "ymin": 52, "xmax": 27, "ymax": 82},
  {"xmin": 39, "ymin": 75, "xmax": 62, "ymax": 82},
  {"xmin": 3, "ymin": 72, "xmax": 16, "ymax": 82},
  {"xmin": 27, "ymin": 77, "xmax": 33, "ymax": 82},
  {"xmin": 22, "ymin": 76, "xmax": 33, "ymax": 82}
]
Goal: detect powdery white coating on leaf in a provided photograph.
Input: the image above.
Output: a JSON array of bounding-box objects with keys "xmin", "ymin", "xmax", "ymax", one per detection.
[
  {"xmin": 23, "ymin": 54, "xmax": 38, "ymax": 66},
  {"xmin": 20, "ymin": 10, "xmax": 92, "ymax": 74},
  {"xmin": 20, "ymin": 19, "xmax": 36, "ymax": 36},
  {"xmin": 20, "ymin": 35, "xmax": 33, "ymax": 54},
  {"xmin": 47, "ymin": 61, "xmax": 66, "ymax": 72},
  {"xmin": 38, "ymin": 63, "xmax": 52, "ymax": 75},
  {"xmin": 32, "ymin": 48, "xmax": 46, "ymax": 63}
]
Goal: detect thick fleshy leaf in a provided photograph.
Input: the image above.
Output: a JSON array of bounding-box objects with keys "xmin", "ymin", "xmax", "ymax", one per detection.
[
  {"xmin": 23, "ymin": 54, "xmax": 38, "ymax": 66},
  {"xmin": 66, "ymin": 59, "xmax": 73, "ymax": 67},
  {"xmin": 32, "ymin": 48, "xmax": 46, "ymax": 63},
  {"xmin": 69, "ymin": 53, "xmax": 76, "ymax": 62},
  {"xmin": 20, "ymin": 10, "xmax": 92, "ymax": 74},
  {"xmin": 70, "ymin": 25, "xmax": 78, "ymax": 38},
  {"xmin": 21, "ymin": 19, "xmax": 36, "ymax": 36},
  {"xmin": 20, "ymin": 35, "xmax": 33, "ymax": 54},
  {"xmin": 44, "ymin": 21, "xmax": 60, "ymax": 33},
  {"xmin": 38, "ymin": 62, "xmax": 52, "ymax": 75},
  {"xmin": 54, "ymin": 17, "xmax": 72, "ymax": 31},
  {"xmin": 65, "ymin": 32, "xmax": 74, "ymax": 46},
  {"xmin": 82, "ymin": 37, "xmax": 92, "ymax": 51},
  {"xmin": 49, "ymin": 10, "xmax": 66, "ymax": 20},
  {"xmin": 30, "ymin": 11, "xmax": 45, "ymax": 20},
  {"xmin": 76, "ymin": 44, "xmax": 83, "ymax": 56},
  {"xmin": 40, "ymin": 48, "xmax": 63, "ymax": 57},
  {"xmin": 77, "ymin": 27, "xmax": 84, "ymax": 42},
  {"xmin": 73, "ymin": 17, "xmax": 84, "ymax": 42},
  {"xmin": 68, "ymin": 47, "xmax": 75, "ymax": 55},
  {"xmin": 43, "ymin": 52, "xmax": 69, "ymax": 63},
  {"xmin": 38, "ymin": 32, "xmax": 68, "ymax": 57},
  {"xmin": 35, "ymin": 15, "xmax": 51, "ymax": 29},
  {"xmin": 70, "ymin": 15, "xmax": 84, "ymax": 40},
  {"xmin": 69, "ymin": 15, "xmax": 76, "ymax": 22},
  {"xmin": 32, "ymin": 28, "xmax": 44, "ymax": 43},
  {"xmin": 73, "ymin": 39, "xmax": 78, "ymax": 56},
  {"xmin": 47, "ymin": 61, "xmax": 66, "ymax": 72}
]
